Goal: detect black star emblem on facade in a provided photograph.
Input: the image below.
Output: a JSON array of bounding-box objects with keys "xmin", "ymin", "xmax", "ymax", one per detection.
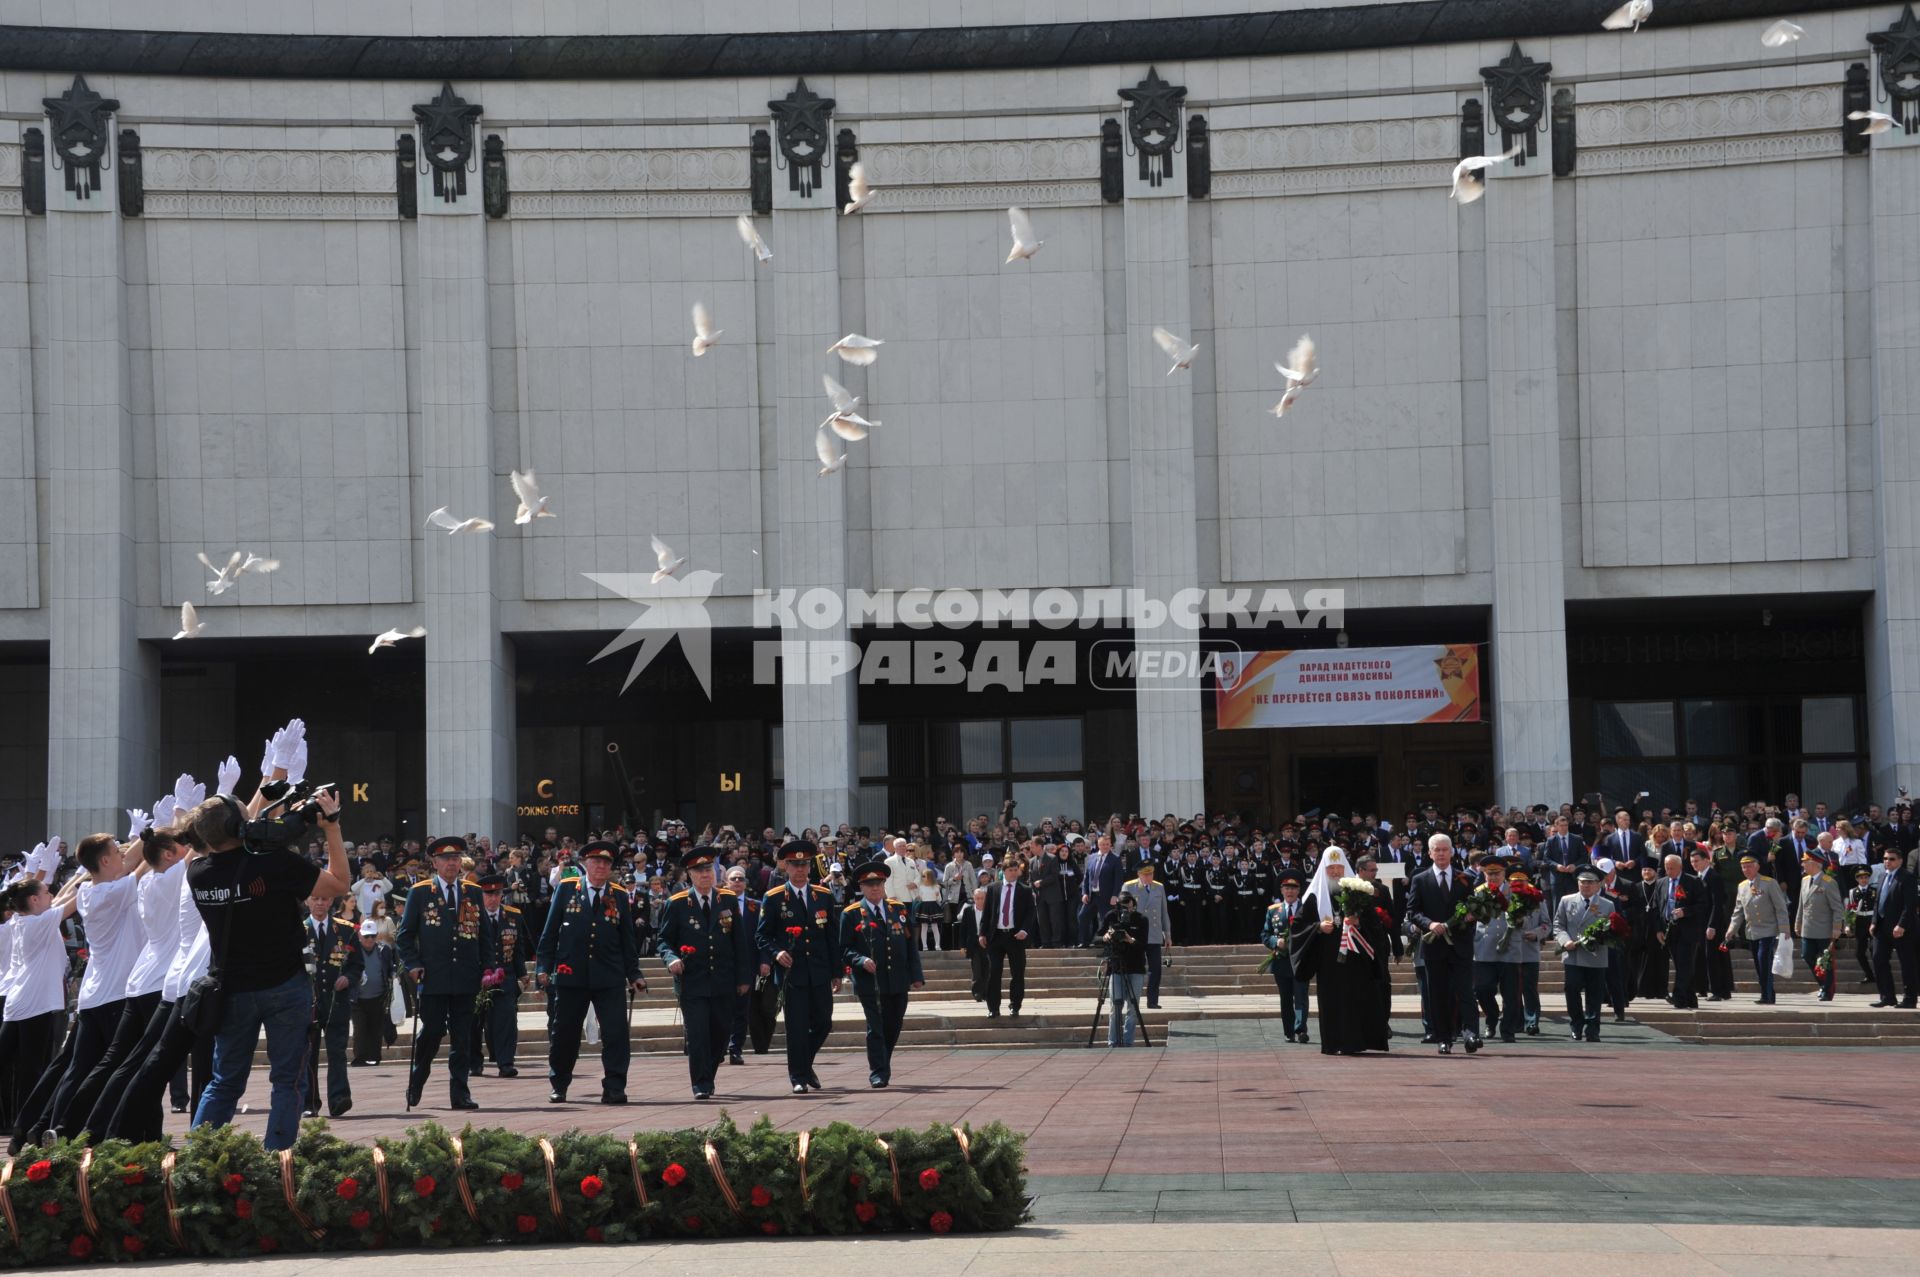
[
  {"xmin": 42, "ymin": 74, "xmax": 119, "ymax": 201},
  {"xmin": 1480, "ymin": 44, "xmax": 1551, "ymax": 165},
  {"xmin": 1119, "ymin": 67, "xmax": 1187, "ymax": 188},
  {"xmin": 1869, "ymin": 4, "xmax": 1920, "ymax": 132},
  {"xmin": 769, "ymin": 78, "xmax": 835, "ymax": 199},
  {"xmin": 412, "ymin": 82, "xmax": 483, "ymax": 204}
]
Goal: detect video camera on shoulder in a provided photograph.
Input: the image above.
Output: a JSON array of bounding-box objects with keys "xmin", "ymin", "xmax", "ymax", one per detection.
[{"xmin": 244, "ymin": 779, "xmax": 339, "ymax": 853}]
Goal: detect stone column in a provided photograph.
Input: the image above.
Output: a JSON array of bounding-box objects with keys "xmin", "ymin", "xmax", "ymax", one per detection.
[
  {"xmin": 769, "ymin": 82, "xmax": 856, "ymax": 829},
  {"xmin": 1478, "ymin": 64, "xmax": 1573, "ymax": 806},
  {"xmin": 43, "ymin": 80, "xmax": 159, "ymax": 837},
  {"xmin": 1121, "ymin": 73, "xmax": 1206, "ymax": 819},
  {"xmin": 415, "ymin": 88, "xmax": 515, "ymax": 839},
  {"xmin": 1866, "ymin": 132, "xmax": 1920, "ymax": 799}
]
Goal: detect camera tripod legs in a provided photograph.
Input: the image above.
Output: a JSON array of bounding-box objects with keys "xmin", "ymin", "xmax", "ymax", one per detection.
[{"xmin": 1085, "ymin": 971, "xmax": 1154, "ymax": 1048}]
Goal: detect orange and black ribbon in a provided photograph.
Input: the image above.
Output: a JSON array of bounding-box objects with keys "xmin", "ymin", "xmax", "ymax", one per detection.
[
  {"xmin": 279, "ymin": 1149, "xmax": 324, "ymax": 1241},
  {"xmin": 538, "ymin": 1139, "xmax": 564, "ymax": 1226},
  {"xmin": 702, "ymin": 1142, "xmax": 741, "ymax": 1217}
]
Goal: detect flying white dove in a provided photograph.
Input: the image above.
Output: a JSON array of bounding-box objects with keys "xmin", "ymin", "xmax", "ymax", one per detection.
[
  {"xmin": 368, "ymin": 625, "xmax": 427, "ymax": 654},
  {"xmin": 736, "ymin": 213, "xmax": 772, "ymax": 264},
  {"xmin": 843, "ymin": 161, "xmax": 875, "ymax": 214},
  {"xmin": 1760, "ymin": 18, "xmax": 1803, "ymax": 47},
  {"xmin": 1278, "ymin": 334, "xmax": 1319, "ymax": 391},
  {"xmin": 1601, "ymin": 0, "xmax": 1652, "ymax": 31},
  {"xmin": 691, "ymin": 302, "xmax": 722, "ymax": 356},
  {"xmin": 239, "ymin": 552, "xmax": 280, "ymax": 576},
  {"xmin": 650, "ymin": 535, "xmax": 687, "ymax": 584},
  {"xmin": 1269, "ymin": 385, "xmax": 1302, "ymax": 420},
  {"xmin": 425, "ymin": 506, "xmax": 495, "ymax": 535},
  {"xmin": 827, "ymin": 334, "xmax": 884, "ymax": 366},
  {"xmin": 173, "ymin": 601, "xmax": 205, "ymax": 639},
  {"xmin": 510, "ymin": 469, "xmax": 554, "ymax": 524},
  {"xmin": 1449, "ymin": 144, "xmax": 1524, "ymax": 204},
  {"xmin": 1006, "ymin": 206, "xmax": 1043, "ymax": 263},
  {"xmin": 197, "ymin": 550, "xmax": 243, "ymax": 595},
  {"xmin": 823, "ymin": 372, "xmax": 863, "ymax": 416},
  {"xmin": 1850, "ymin": 110, "xmax": 1896, "ymax": 135},
  {"xmin": 816, "ymin": 426, "xmax": 847, "ymax": 475},
  {"xmin": 1152, "ymin": 327, "xmax": 1200, "ymax": 376}
]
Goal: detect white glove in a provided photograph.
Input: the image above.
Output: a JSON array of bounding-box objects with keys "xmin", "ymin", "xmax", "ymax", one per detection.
[
  {"xmin": 173, "ymin": 772, "xmax": 205, "ymax": 813},
  {"xmin": 216, "ymin": 755, "xmax": 242, "ymax": 796},
  {"xmin": 286, "ymin": 739, "xmax": 309, "ymax": 785},
  {"xmin": 271, "ymin": 719, "xmax": 306, "ymax": 771},
  {"xmin": 127, "ymin": 808, "xmax": 150, "ymax": 842},
  {"xmin": 260, "ymin": 735, "xmax": 279, "ymax": 777},
  {"xmin": 152, "ymin": 796, "xmax": 178, "ymax": 831}
]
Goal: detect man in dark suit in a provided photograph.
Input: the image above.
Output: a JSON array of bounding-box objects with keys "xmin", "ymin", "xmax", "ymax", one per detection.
[
  {"xmin": 981, "ymin": 854, "xmax": 1037, "ymax": 1017},
  {"xmin": 535, "ymin": 840, "xmax": 646, "ymax": 1105},
  {"xmin": 396, "ymin": 836, "xmax": 495, "ymax": 1111},
  {"xmin": 1406, "ymin": 834, "xmax": 1480, "ymax": 1054},
  {"xmin": 719, "ymin": 865, "xmax": 762, "ymax": 1066},
  {"xmin": 1599, "ymin": 810, "xmax": 1640, "ymax": 877},
  {"xmin": 1029, "ymin": 847, "xmax": 1066, "ymax": 948},
  {"xmin": 1652, "ymin": 853, "xmax": 1707, "ymax": 1009},
  {"xmin": 1688, "ymin": 847, "xmax": 1734, "ymax": 1001},
  {"xmin": 656, "ymin": 847, "xmax": 755, "ymax": 1100},
  {"xmin": 1542, "ymin": 815, "xmax": 1589, "ymax": 905},
  {"xmin": 953, "ymin": 886, "xmax": 989, "ymax": 1000},
  {"xmin": 1079, "ymin": 837, "xmax": 1124, "ymax": 947},
  {"xmin": 1869, "ymin": 847, "xmax": 1917, "ymax": 1008},
  {"xmin": 841, "ymin": 861, "xmax": 925, "ymax": 1088}
]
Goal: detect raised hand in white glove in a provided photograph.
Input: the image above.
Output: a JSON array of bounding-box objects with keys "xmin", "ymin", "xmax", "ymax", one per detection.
[
  {"xmin": 152, "ymin": 795, "xmax": 178, "ymax": 831},
  {"xmin": 287, "ymin": 739, "xmax": 309, "ymax": 785},
  {"xmin": 173, "ymin": 772, "xmax": 206, "ymax": 812},
  {"xmin": 217, "ymin": 755, "xmax": 242, "ymax": 797},
  {"xmin": 271, "ymin": 719, "xmax": 306, "ymax": 771},
  {"xmin": 127, "ymin": 808, "xmax": 150, "ymax": 842},
  {"xmin": 261, "ymin": 734, "xmax": 280, "ymax": 778}
]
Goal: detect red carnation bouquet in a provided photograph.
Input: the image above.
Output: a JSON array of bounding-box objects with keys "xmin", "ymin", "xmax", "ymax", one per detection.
[
  {"xmin": 1421, "ymin": 884, "xmax": 1502, "ymax": 946},
  {"xmin": 1496, "ymin": 882, "xmax": 1545, "ymax": 953},
  {"xmin": 1576, "ymin": 910, "xmax": 1631, "ymax": 951}
]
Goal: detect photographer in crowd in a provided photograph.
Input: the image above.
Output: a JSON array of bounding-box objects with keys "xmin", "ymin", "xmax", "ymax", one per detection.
[
  {"xmin": 186, "ymin": 720, "xmax": 350, "ymax": 1151},
  {"xmin": 1100, "ymin": 888, "xmax": 1150, "ymax": 1047}
]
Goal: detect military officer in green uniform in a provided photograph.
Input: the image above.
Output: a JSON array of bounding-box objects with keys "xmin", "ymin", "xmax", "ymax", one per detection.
[
  {"xmin": 396, "ymin": 835, "xmax": 493, "ymax": 1111},
  {"xmin": 536, "ymin": 840, "xmax": 647, "ymax": 1105},
  {"xmin": 756, "ymin": 841, "xmax": 842, "ymax": 1094},
  {"xmin": 301, "ymin": 891, "xmax": 363, "ymax": 1118},
  {"xmin": 842, "ymin": 860, "xmax": 925, "ymax": 1088},
  {"xmin": 470, "ymin": 872, "xmax": 528, "ymax": 1077},
  {"xmin": 655, "ymin": 846, "xmax": 758, "ymax": 1100}
]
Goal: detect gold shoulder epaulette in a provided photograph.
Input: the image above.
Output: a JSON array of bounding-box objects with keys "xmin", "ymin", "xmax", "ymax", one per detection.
[
  {"xmin": 717, "ymin": 888, "xmax": 737, "ymax": 898},
  {"xmin": 669, "ymin": 890, "xmax": 691, "ymax": 901}
]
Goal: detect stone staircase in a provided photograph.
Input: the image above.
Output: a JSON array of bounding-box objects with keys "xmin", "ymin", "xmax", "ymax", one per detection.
[{"xmin": 267, "ymin": 945, "xmax": 1920, "ymax": 1061}]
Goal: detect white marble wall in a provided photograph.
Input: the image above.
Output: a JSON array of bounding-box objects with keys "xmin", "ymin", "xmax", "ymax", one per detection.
[{"xmin": 0, "ymin": 147, "xmax": 35, "ymax": 611}]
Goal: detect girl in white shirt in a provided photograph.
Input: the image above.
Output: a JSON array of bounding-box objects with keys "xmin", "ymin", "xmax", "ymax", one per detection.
[{"xmin": 0, "ymin": 873, "xmax": 85, "ymax": 1124}]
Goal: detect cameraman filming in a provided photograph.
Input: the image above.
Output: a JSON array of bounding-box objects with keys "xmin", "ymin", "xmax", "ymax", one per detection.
[
  {"xmin": 1101, "ymin": 889, "xmax": 1150, "ymax": 1047},
  {"xmin": 186, "ymin": 758, "xmax": 348, "ymax": 1151}
]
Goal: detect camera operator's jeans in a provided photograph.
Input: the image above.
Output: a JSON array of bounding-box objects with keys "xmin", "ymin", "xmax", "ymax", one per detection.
[
  {"xmin": 1108, "ymin": 973, "xmax": 1145, "ymax": 1046},
  {"xmin": 194, "ymin": 973, "xmax": 312, "ymax": 1150}
]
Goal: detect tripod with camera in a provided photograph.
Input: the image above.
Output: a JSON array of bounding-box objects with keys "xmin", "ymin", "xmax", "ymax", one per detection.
[{"xmin": 1084, "ymin": 900, "xmax": 1154, "ymax": 1047}]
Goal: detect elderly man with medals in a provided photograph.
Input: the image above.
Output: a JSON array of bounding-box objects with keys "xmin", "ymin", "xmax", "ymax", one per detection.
[
  {"xmin": 841, "ymin": 859, "xmax": 924, "ymax": 1088},
  {"xmin": 535, "ymin": 839, "xmax": 646, "ymax": 1105},
  {"xmin": 756, "ymin": 841, "xmax": 843, "ymax": 1094},
  {"xmin": 656, "ymin": 845, "xmax": 756, "ymax": 1100},
  {"xmin": 1288, "ymin": 846, "xmax": 1392, "ymax": 1055}
]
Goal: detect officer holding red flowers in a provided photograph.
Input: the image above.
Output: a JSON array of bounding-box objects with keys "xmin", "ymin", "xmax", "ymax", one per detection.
[
  {"xmin": 841, "ymin": 860, "xmax": 924, "ymax": 1089},
  {"xmin": 656, "ymin": 846, "xmax": 757, "ymax": 1101},
  {"xmin": 535, "ymin": 840, "xmax": 646, "ymax": 1106},
  {"xmin": 756, "ymin": 841, "xmax": 843, "ymax": 1095}
]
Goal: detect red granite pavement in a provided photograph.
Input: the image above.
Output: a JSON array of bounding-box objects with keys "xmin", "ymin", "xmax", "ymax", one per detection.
[{"xmin": 168, "ymin": 1040, "xmax": 1920, "ymax": 1182}]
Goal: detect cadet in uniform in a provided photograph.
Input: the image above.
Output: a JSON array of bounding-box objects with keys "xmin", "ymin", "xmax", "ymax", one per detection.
[
  {"xmin": 841, "ymin": 861, "xmax": 924, "ymax": 1088},
  {"xmin": 1261, "ymin": 871, "xmax": 1310, "ymax": 1042},
  {"xmin": 302, "ymin": 891, "xmax": 362, "ymax": 1118},
  {"xmin": 536, "ymin": 840, "xmax": 646, "ymax": 1104},
  {"xmin": 395, "ymin": 836, "xmax": 492, "ymax": 1110},
  {"xmin": 656, "ymin": 846, "xmax": 756, "ymax": 1100},
  {"xmin": 471, "ymin": 872, "xmax": 527, "ymax": 1077},
  {"xmin": 756, "ymin": 841, "xmax": 842, "ymax": 1094},
  {"xmin": 1231, "ymin": 856, "xmax": 1260, "ymax": 942}
]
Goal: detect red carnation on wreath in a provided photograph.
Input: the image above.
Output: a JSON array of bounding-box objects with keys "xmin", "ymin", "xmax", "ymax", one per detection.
[
  {"xmin": 235, "ymin": 1199, "xmax": 254, "ymax": 1221},
  {"xmin": 122, "ymin": 1166, "xmax": 146, "ymax": 1187},
  {"xmin": 918, "ymin": 1168, "xmax": 941, "ymax": 1192},
  {"xmin": 683, "ymin": 1215, "xmax": 703, "ymax": 1231},
  {"xmin": 854, "ymin": 1201, "xmax": 878, "ymax": 1223},
  {"xmin": 25, "ymin": 1160, "xmax": 51, "ymax": 1183},
  {"xmin": 122, "ymin": 1236, "xmax": 145, "ymax": 1256},
  {"xmin": 516, "ymin": 1215, "xmax": 538, "ymax": 1234},
  {"xmin": 661, "ymin": 1163, "xmax": 687, "ymax": 1187},
  {"xmin": 69, "ymin": 1236, "xmax": 93, "ymax": 1259},
  {"xmin": 500, "ymin": 1172, "xmax": 524, "ymax": 1190},
  {"xmin": 414, "ymin": 1175, "xmax": 437, "ymax": 1197},
  {"xmin": 41, "ymin": 1201, "xmax": 61, "ymax": 1218},
  {"xmin": 762, "ymin": 1221, "xmax": 781, "ymax": 1235},
  {"xmin": 122, "ymin": 1203, "xmax": 146, "ymax": 1226},
  {"xmin": 848, "ymin": 1173, "xmax": 864, "ymax": 1188},
  {"xmin": 259, "ymin": 1236, "xmax": 278, "ymax": 1253},
  {"xmin": 585, "ymin": 1226, "xmax": 605, "ymax": 1243},
  {"xmin": 222, "ymin": 1173, "xmax": 245, "ymax": 1195},
  {"xmin": 349, "ymin": 1210, "xmax": 373, "ymax": 1231},
  {"xmin": 750, "ymin": 1185, "xmax": 772, "ymax": 1207},
  {"xmin": 580, "ymin": 1175, "xmax": 604, "ymax": 1199},
  {"xmin": 336, "ymin": 1177, "xmax": 360, "ymax": 1200},
  {"xmin": 930, "ymin": 1211, "xmax": 954, "ymax": 1234}
]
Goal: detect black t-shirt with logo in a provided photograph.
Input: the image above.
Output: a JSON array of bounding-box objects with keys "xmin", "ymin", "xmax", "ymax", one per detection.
[{"xmin": 188, "ymin": 849, "xmax": 323, "ymax": 993}]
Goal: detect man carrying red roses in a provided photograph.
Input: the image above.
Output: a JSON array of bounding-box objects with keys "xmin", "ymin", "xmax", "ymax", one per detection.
[
  {"xmin": 841, "ymin": 860, "xmax": 924, "ymax": 1088},
  {"xmin": 656, "ymin": 847, "xmax": 756, "ymax": 1101},
  {"xmin": 535, "ymin": 840, "xmax": 646, "ymax": 1106},
  {"xmin": 755, "ymin": 842, "xmax": 842, "ymax": 1095}
]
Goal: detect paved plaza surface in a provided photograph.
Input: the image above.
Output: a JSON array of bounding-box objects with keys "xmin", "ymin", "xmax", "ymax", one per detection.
[{"xmin": 189, "ymin": 1017, "xmax": 1920, "ymax": 1230}]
